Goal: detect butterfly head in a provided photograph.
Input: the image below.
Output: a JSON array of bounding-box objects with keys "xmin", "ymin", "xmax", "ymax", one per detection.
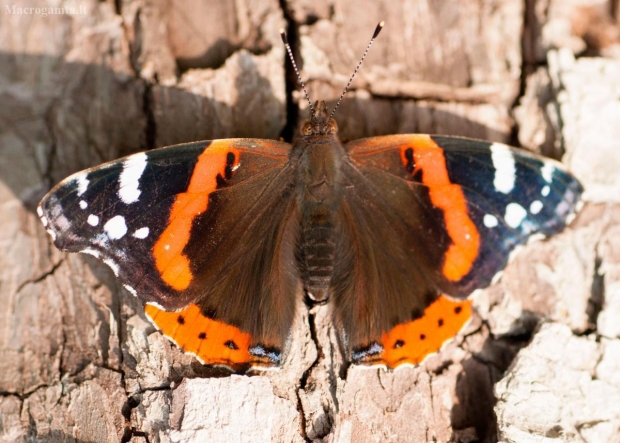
[
  {"xmin": 283, "ymin": 22, "xmax": 384, "ymax": 140},
  {"xmin": 301, "ymin": 101, "xmax": 339, "ymax": 136}
]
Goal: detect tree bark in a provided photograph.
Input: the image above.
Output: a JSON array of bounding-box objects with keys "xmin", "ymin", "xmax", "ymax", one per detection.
[{"xmin": 0, "ymin": 0, "xmax": 618, "ymax": 442}]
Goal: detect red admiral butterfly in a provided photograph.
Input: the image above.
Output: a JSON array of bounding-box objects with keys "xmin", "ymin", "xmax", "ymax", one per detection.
[{"xmin": 37, "ymin": 23, "xmax": 582, "ymax": 371}]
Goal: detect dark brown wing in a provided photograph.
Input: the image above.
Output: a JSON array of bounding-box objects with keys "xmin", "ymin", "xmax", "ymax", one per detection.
[
  {"xmin": 331, "ymin": 149, "xmax": 451, "ymax": 350},
  {"xmin": 39, "ymin": 139, "xmax": 299, "ymax": 370},
  {"xmin": 335, "ymin": 134, "xmax": 582, "ymax": 367}
]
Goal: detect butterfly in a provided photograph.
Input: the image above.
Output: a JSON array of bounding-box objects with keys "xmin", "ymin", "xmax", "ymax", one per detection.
[{"xmin": 37, "ymin": 23, "xmax": 583, "ymax": 372}]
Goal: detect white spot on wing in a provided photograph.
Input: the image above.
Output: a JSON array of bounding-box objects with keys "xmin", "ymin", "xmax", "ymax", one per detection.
[
  {"xmin": 124, "ymin": 284, "xmax": 138, "ymax": 297},
  {"xmin": 76, "ymin": 174, "xmax": 89, "ymax": 197},
  {"xmin": 541, "ymin": 163, "xmax": 554, "ymax": 183},
  {"xmin": 118, "ymin": 152, "xmax": 148, "ymax": 204},
  {"xmin": 556, "ymin": 200, "xmax": 570, "ymax": 217},
  {"xmin": 104, "ymin": 215, "xmax": 128, "ymax": 240},
  {"xmin": 40, "ymin": 216, "xmax": 48, "ymax": 227},
  {"xmin": 145, "ymin": 301, "xmax": 168, "ymax": 311},
  {"xmin": 103, "ymin": 258, "xmax": 120, "ymax": 276},
  {"xmin": 132, "ymin": 227, "xmax": 149, "ymax": 239},
  {"xmin": 87, "ymin": 214, "xmax": 100, "ymax": 226},
  {"xmin": 37, "ymin": 206, "xmax": 43, "ymax": 217},
  {"xmin": 541, "ymin": 185, "xmax": 550, "ymax": 197},
  {"xmin": 530, "ymin": 200, "xmax": 543, "ymax": 214},
  {"xmin": 46, "ymin": 229, "xmax": 57, "ymax": 241},
  {"xmin": 490, "ymin": 143, "xmax": 516, "ymax": 194},
  {"xmin": 566, "ymin": 201, "xmax": 582, "ymax": 225},
  {"xmin": 483, "ymin": 214, "xmax": 498, "ymax": 228},
  {"xmin": 505, "ymin": 203, "xmax": 527, "ymax": 229},
  {"xmin": 81, "ymin": 248, "xmax": 101, "ymax": 258},
  {"xmin": 55, "ymin": 214, "xmax": 71, "ymax": 231},
  {"xmin": 79, "ymin": 200, "xmax": 88, "ymax": 209}
]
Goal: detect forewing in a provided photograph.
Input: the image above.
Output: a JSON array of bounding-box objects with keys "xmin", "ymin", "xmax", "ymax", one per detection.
[{"xmin": 39, "ymin": 139, "xmax": 298, "ymax": 370}]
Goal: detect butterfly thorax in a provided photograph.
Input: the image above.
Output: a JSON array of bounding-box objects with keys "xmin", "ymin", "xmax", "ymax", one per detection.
[{"xmin": 293, "ymin": 101, "xmax": 345, "ymax": 302}]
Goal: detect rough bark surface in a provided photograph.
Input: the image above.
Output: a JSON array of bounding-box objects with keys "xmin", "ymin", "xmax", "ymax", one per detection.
[{"xmin": 0, "ymin": 0, "xmax": 618, "ymax": 442}]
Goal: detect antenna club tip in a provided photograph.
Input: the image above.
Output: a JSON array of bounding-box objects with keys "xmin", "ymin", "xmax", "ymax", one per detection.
[
  {"xmin": 373, "ymin": 21, "xmax": 385, "ymax": 39},
  {"xmin": 279, "ymin": 29, "xmax": 288, "ymax": 44}
]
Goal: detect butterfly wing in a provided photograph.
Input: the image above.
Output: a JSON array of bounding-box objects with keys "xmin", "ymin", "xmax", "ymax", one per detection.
[
  {"xmin": 336, "ymin": 134, "xmax": 582, "ymax": 368},
  {"xmin": 39, "ymin": 139, "xmax": 298, "ymax": 370}
]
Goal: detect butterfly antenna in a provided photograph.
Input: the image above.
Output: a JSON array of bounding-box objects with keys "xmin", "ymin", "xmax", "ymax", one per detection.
[
  {"xmin": 280, "ymin": 28, "xmax": 314, "ymax": 116},
  {"xmin": 330, "ymin": 21, "xmax": 384, "ymax": 118}
]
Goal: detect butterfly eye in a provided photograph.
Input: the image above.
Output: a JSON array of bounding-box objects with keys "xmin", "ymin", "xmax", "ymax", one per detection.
[
  {"xmin": 328, "ymin": 120, "xmax": 338, "ymax": 133},
  {"xmin": 301, "ymin": 122, "xmax": 313, "ymax": 136}
]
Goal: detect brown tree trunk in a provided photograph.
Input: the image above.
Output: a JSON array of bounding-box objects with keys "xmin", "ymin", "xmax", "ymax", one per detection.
[{"xmin": 1, "ymin": 0, "xmax": 618, "ymax": 442}]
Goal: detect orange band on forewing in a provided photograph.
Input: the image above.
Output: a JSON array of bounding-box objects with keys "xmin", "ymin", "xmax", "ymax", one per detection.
[
  {"xmin": 145, "ymin": 303, "xmax": 253, "ymax": 368},
  {"xmin": 400, "ymin": 136, "xmax": 480, "ymax": 281},
  {"xmin": 379, "ymin": 295, "xmax": 472, "ymax": 368},
  {"xmin": 153, "ymin": 142, "xmax": 240, "ymax": 290}
]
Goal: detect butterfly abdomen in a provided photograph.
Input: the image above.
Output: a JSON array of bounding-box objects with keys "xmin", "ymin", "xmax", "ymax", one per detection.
[
  {"xmin": 296, "ymin": 134, "xmax": 345, "ymax": 302},
  {"xmin": 300, "ymin": 217, "xmax": 336, "ymax": 302}
]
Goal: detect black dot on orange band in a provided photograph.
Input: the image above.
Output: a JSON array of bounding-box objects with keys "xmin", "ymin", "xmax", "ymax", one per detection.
[
  {"xmin": 454, "ymin": 306, "xmax": 462, "ymax": 314},
  {"xmin": 225, "ymin": 340, "xmax": 239, "ymax": 350},
  {"xmin": 438, "ymin": 318, "xmax": 444, "ymax": 327},
  {"xmin": 424, "ymin": 291, "xmax": 436, "ymax": 304},
  {"xmin": 224, "ymin": 152, "xmax": 236, "ymax": 179},
  {"xmin": 198, "ymin": 332, "xmax": 206, "ymax": 340},
  {"xmin": 216, "ymin": 173, "xmax": 227, "ymax": 188},
  {"xmin": 202, "ymin": 307, "xmax": 217, "ymax": 319},
  {"xmin": 177, "ymin": 315, "xmax": 185, "ymax": 325},
  {"xmin": 410, "ymin": 307, "xmax": 423, "ymax": 320},
  {"xmin": 404, "ymin": 147, "xmax": 415, "ymax": 174},
  {"xmin": 393, "ymin": 339, "xmax": 405, "ymax": 349},
  {"xmin": 412, "ymin": 168, "xmax": 423, "ymax": 182},
  {"xmin": 420, "ymin": 334, "xmax": 426, "ymax": 340}
]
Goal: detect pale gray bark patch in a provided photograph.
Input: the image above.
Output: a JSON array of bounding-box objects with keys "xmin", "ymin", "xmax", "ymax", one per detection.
[{"xmin": 496, "ymin": 323, "xmax": 620, "ymax": 442}]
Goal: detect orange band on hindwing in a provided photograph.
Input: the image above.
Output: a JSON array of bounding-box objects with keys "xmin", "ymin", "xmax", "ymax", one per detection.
[
  {"xmin": 153, "ymin": 142, "xmax": 240, "ymax": 291},
  {"xmin": 400, "ymin": 135, "xmax": 480, "ymax": 281},
  {"xmin": 144, "ymin": 303, "xmax": 253, "ymax": 369},
  {"xmin": 379, "ymin": 295, "xmax": 472, "ymax": 368}
]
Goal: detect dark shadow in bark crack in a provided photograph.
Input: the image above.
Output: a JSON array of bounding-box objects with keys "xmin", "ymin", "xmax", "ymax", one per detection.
[{"xmin": 451, "ymin": 314, "xmax": 539, "ymax": 443}]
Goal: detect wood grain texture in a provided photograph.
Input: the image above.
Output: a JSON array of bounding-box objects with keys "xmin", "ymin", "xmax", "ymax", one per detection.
[{"xmin": 1, "ymin": 0, "xmax": 618, "ymax": 442}]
